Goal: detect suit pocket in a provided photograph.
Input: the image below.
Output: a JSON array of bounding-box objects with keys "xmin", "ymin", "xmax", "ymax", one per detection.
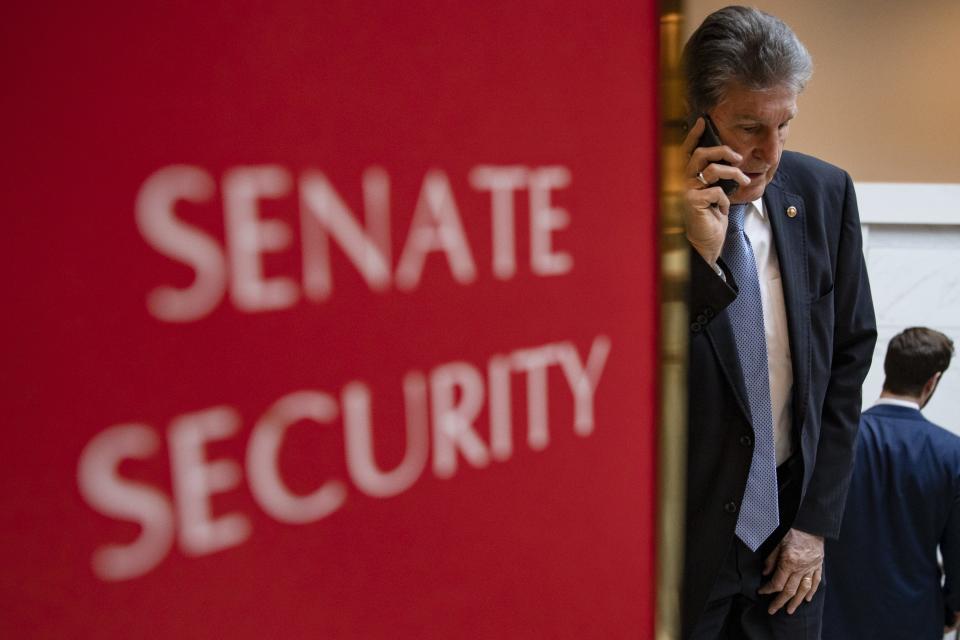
[{"xmin": 810, "ymin": 283, "xmax": 834, "ymax": 304}]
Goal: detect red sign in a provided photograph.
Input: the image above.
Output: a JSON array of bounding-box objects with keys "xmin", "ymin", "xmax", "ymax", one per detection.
[{"xmin": 3, "ymin": 2, "xmax": 660, "ymax": 637}]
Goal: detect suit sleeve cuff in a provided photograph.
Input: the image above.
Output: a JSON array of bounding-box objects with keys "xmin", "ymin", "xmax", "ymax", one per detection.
[{"xmin": 689, "ymin": 249, "xmax": 737, "ymax": 334}]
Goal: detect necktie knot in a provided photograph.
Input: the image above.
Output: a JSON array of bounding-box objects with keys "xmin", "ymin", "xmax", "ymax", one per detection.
[{"xmin": 727, "ymin": 203, "xmax": 748, "ymax": 234}]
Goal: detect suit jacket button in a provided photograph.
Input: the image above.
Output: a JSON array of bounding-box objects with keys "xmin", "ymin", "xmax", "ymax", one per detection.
[
  {"xmin": 704, "ymin": 307, "xmax": 715, "ymax": 319},
  {"xmin": 724, "ymin": 501, "xmax": 738, "ymax": 514},
  {"xmin": 739, "ymin": 434, "xmax": 753, "ymax": 447},
  {"xmin": 691, "ymin": 321, "xmax": 702, "ymax": 333},
  {"xmin": 696, "ymin": 313, "xmax": 708, "ymax": 325}
]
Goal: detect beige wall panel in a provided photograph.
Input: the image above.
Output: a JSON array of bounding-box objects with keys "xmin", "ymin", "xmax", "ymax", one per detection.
[{"xmin": 683, "ymin": 0, "xmax": 960, "ymax": 183}]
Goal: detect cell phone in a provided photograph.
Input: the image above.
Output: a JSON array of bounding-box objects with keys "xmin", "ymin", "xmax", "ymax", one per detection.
[{"xmin": 696, "ymin": 114, "xmax": 739, "ymax": 197}]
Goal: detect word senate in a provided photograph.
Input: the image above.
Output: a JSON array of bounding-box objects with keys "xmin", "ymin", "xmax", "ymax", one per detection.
[
  {"xmin": 78, "ymin": 335, "xmax": 611, "ymax": 582},
  {"xmin": 136, "ymin": 164, "xmax": 575, "ymax": 322}
]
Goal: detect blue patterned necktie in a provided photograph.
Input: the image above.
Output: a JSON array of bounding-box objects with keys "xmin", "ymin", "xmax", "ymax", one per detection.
[{"xmin": 723, "ymin": 203, "xmax": 780, "ymax": 551}]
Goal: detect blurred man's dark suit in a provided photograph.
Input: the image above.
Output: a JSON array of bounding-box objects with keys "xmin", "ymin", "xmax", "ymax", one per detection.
[
  {"xmin": 823, "ymin": 403, "xmax": 960, "ymax": 639},
  {"xmin": 683, "ymin": 150, "xmax": 877, "ymax": 637}
]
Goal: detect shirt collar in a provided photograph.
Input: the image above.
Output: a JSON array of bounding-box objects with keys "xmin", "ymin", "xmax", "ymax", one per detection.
[
  {"xmin": 749, "ymin": 197, "xmax": 765, "ymax": 220},
  {"xmin": 874, "ymin": 397, "xmax": 921, "ymax": 411}
]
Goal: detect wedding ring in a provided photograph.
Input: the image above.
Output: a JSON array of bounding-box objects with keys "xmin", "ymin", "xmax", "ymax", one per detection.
[
  {"xmin": 696, "ymin": 171, "xmax": 709, "ymax": 185},
  {"xmin": 801, "ymin": 577, "xmax": 813, "ymax": 585}
]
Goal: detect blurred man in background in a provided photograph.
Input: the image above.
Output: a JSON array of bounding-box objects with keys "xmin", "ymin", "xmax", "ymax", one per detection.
[{"xmin": 824, "ymin": 327, "xmax": 959, "ymax": 639}]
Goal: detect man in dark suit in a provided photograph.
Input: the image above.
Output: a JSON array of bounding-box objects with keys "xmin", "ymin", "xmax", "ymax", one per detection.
[
  {"xmin": 678, "ymin": 7, "xmax": 877, "ymax": 638},
  {"xmin": 823, "ymin": 327, "xmax": 959, "ymax": 639}
]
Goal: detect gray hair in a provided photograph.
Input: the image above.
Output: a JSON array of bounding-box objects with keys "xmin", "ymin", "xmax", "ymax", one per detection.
[{"xmin": 682, "ymin": 6, "xmax": 813, "ymax": 117}]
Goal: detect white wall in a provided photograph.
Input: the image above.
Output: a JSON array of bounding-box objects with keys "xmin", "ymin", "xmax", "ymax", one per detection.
[{"xmin": 858, "ymin": 183, "xmax": 960, "ymax": 433}]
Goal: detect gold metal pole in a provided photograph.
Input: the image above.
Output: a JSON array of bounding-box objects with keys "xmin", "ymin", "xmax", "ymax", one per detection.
[{"xmin": 656, "ymin": 2, "xmax": 688, "ymax": 639}]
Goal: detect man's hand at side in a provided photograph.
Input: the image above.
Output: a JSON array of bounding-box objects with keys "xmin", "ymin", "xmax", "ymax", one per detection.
[{"xmin": 758, "ymin": 528, "xmax": 824, "ymax": 615}]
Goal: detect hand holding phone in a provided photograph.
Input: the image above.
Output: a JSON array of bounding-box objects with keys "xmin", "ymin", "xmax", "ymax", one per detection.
[
  {"xmin": 696, "ymin": 114, "xmax": 739, "ymax": 197},
  {"xmin": 680, "ymin": 114, "xmax": 746, "ymax": 267}
]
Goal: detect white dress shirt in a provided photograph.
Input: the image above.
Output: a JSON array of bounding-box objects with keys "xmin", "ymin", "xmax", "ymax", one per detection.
[
  {"xmin": 743, "ymin": 197, "xmax": 794, "ymax": 465},
  {"xmin": 874, "ymin": 397, "xmax": 921, "ymax": 411}
]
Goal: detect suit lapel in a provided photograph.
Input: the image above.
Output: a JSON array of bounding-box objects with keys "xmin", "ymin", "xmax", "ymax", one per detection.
[
  {"xmin": 764, "ymin": 179, "xmax": 810, "ymax": 430},
  {"xmin": 705, "ymin": 299, "xmax": 752, "ymax": 422}
]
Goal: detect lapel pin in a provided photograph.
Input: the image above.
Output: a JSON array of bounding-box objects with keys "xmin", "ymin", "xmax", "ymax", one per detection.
[{"xmin": 786, "ymin": 205, "xmax": 798, "ymax": 218}]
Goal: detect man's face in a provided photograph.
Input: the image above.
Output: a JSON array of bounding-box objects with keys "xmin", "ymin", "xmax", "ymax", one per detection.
[{"xmin": 707, "ymin": 82, "xmax": 799, "ymax": 204}]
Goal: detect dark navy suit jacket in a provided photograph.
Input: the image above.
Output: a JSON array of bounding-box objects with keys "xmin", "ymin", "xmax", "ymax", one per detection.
[
  {"xmin": 683, "ymin": 151, "xmax": 877, "ymax": 637},
  {"xmin": 823, "ymin": 404, "xmax": 960, "ymax": 639}
]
